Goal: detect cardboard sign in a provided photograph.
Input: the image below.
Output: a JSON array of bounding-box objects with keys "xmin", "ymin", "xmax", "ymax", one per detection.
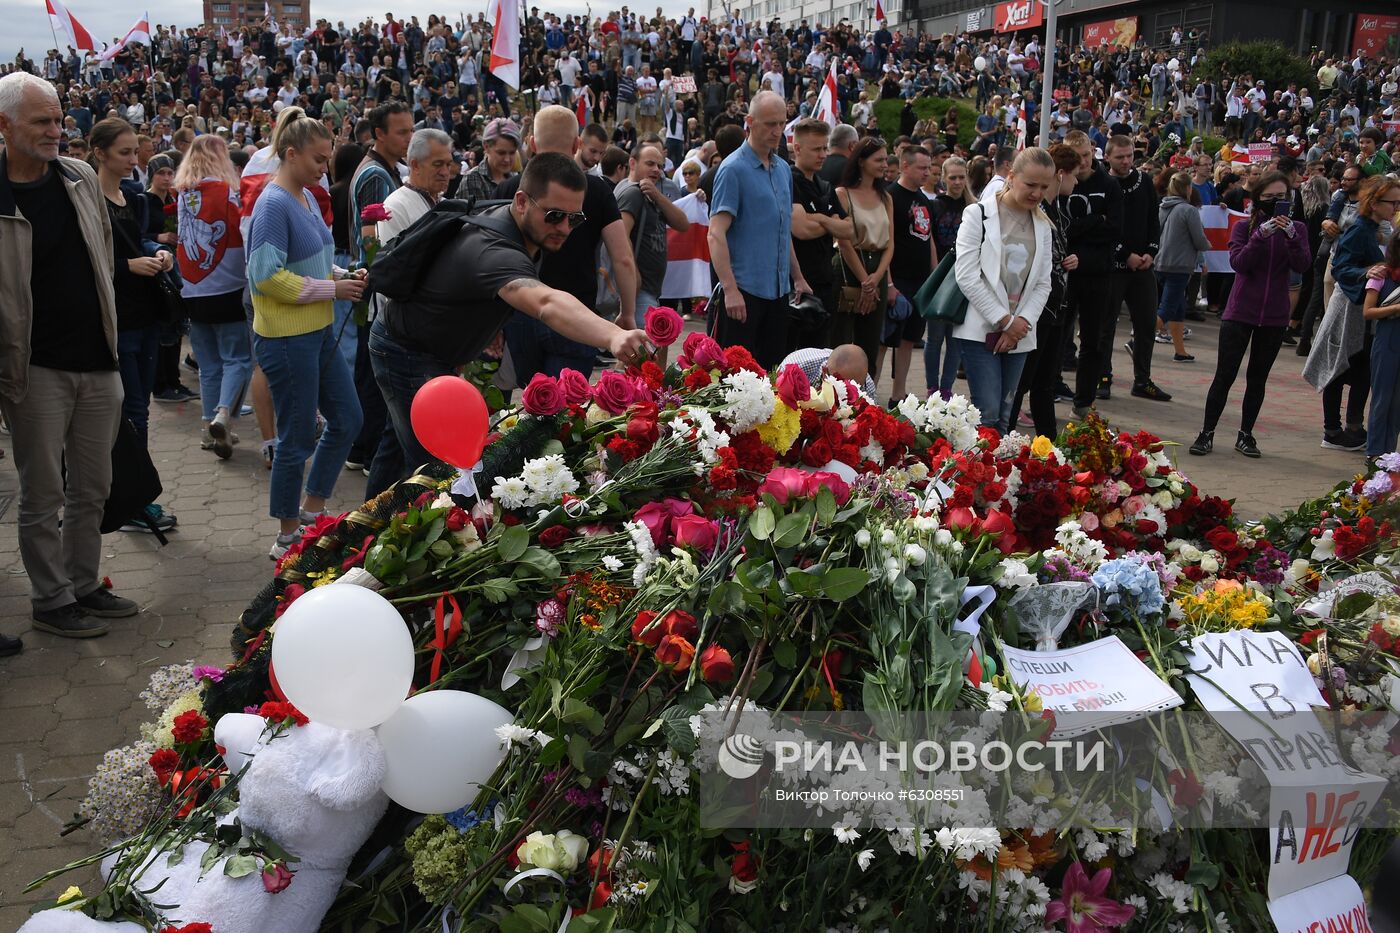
[
  {"xmin": 1249, "ymin": 142, "xmax": 1275, "ymax": 163},
  {"xmin": 670, "ymin": 74, "xmax": 697, "ymax": 94},
  {"xmin": 1185, "ymin": 630, "xmax": 1326, "ymax": 716},
  {"xmin": 1000, "ymin": 636, "xmax": 1183, "ymax": 734},
  {"xmin": 1268, "ymin": 872, "xmax": 1373, "ymax": 933}
]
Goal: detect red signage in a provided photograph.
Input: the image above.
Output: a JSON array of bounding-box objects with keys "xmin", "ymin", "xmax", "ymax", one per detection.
[
  {"xmin": 994, "ymin": 0, "xmax": 1043, "ymax": 33},
  {"xmin": 1081, "ymin": 16, "xmax": 1139, "ymax": 48},
  {"xmin": 1352, "ymin": 13, "xmax": 1400, "ymax": 59}
]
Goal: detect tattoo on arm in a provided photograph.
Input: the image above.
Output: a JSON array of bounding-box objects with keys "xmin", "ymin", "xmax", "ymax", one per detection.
[{"xmin": 500, "ymin": 277, "xmax": 544, "ymax": 296}]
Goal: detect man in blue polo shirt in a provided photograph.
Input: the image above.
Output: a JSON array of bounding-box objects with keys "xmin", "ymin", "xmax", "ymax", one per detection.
[{"xmin": 708, "ymin": 91, "xmax": 813, "ymax": 369}]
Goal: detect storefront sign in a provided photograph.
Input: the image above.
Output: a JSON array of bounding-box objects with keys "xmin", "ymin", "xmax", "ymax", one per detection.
[
  {"xmin": 1352, "ymin": 13, "xmax": 1399, "ymax": 59},
  {"xmin": 1081, "ymin": 16, "xmax": 1138, "ymax": 48},
  {"xmin": 965, "ymin": 7, "xmax": 988, "ymax": 33},
  {"xmin": 994, "ymin": 0, "xmax": 1042, "ymax": 33}
]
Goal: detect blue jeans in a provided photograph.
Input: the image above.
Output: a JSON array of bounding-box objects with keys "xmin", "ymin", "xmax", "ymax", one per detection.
[
  {"xmin": 367, "ymin": 319, "xmax": 456, "ymax": 498},
  {"xmin": 924, "ymin": 317, "xmax": 961, "ymax": 396},
  {"xmin": 253, "ymin": 326, "xmax": 363, "ymax": 520},
  {"xmin": 332, "ymin": 250, "xmax": 359, "ymax": 373},
  {"xmin": 188, "ymin": 319, "xmax": 252, "ymax": 422},
  {"xmin": 955, "ymin": 338, "xmax": 1029, "ymax": 434},
  {"xmin": 1156, "ymin": 271, "xmax": 1190, "ymax": 323},
  {"xmin": 504, "ymin": 311, "xmax": 599, "ymax": 383},
  {"xmin": 117, "ymin": 326, "xmax": 159, "ymax": 443}
]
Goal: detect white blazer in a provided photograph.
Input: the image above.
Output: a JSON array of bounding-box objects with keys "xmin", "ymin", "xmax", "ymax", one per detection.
[{"xmin": 951, "ymin": 197, "xmax": 1053, "ymax": 353}]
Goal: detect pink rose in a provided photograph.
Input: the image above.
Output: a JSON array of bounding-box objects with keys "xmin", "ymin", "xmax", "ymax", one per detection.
[
  {"xmin": 679, "ymin": 332, "xmax": 725, "ymax": 370},
  {"xmin": 593, "ymin": 371, "xmax": 636, "ymax": 415},
  {"xmin": 1080, "ymin": 511, "xmax": 1101, "ymax": 532},
  {"xmin": 644, "ymin": 305, "xmax": 684, "ymax": 346},
  {"xmin": 672, "ymin": 514, "xmax": 719, "ymax": 551},
  {"xmin": 521, "ymin": 374, "xmax": 565, "ymax": 416},
  {"xmin": 359, "ymin": 203, "xmax": 391, "ymax": 224},
  {"xmin": 557, "ymin": 368, "xmax": 593, "ymax": 407},
  {"xmin": 805, "ymin": 471, "xmax": 851, "ymax": 505},
  {"xmin": 775, "ymin": 364, "xmax": 812, "ymax": 409},
  {"xmin": 633, "ymin": 501, "xmax": 671, "ymax": 546},
  {"xmin": 757, "ymin": 466, "xmax": 811, "ymax": 505},
  {"xmin": 261, "ymin": 863, "xmax": 294, "ymax": 894}
]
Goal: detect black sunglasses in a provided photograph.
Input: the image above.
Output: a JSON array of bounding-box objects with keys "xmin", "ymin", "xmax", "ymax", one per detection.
[{"xmin": 527, "ymin": 194, "xmax": 586, "ymax": 228}]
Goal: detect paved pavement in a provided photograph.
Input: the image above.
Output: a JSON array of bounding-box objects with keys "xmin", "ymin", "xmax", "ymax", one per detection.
[{"xmin": 0, "ymin": 315, "xmax": 1371, "ymax": 926}]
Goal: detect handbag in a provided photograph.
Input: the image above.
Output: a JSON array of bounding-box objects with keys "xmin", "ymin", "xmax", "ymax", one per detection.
[
  {"xmin": 111, "ymin": 212, "xmax": 186, "ymax": 326},
  {"xmin": 833, "ymin": 189, "xmax": 879, "ymax": 314},
  {"xmin": 100, "ymin": 418, "xmax": 167, "ymax": 544},
  {"xmin": 914, "ymin": 203, "xmax": 986, "ymax": 324}
]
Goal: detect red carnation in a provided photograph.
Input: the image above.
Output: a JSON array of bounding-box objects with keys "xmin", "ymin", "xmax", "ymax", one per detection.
[
  {"xmin": 257, "ymin": 701, "xmax": 309, "ymax": 726},
  {"xmin": 149, "ymin": 748, "xmax": 181, "ymax": 784},
  {"xmin": 171, "ymin": 710, "xmax": 209, "ymax": 745}
]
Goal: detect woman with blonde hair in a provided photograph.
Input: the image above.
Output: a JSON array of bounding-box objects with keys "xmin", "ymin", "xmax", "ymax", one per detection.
[
  {"xmin": 952, "ymin": 146, "xmax": 1055, "ymax": 433},
  {"xmin": 174, "ymin": 134, "xmax": 251, "ymax": 461},
  {"xmin": 247, "ymin": 107, "xmax": 366, "ymax": 558}
]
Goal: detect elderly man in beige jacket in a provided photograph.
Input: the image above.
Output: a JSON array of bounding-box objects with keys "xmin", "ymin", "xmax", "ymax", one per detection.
[{"xmin": 0, "ymin": 72, "xmax": 139, "ymax": 652}]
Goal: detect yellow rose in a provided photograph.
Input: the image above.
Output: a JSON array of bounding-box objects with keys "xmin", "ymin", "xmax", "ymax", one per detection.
[
  {"xmin": 1030, "ymin": 435, "xmax": 1055, "ymax": 459},
  {"xmin": 1382, "ymin": 614, "xmax": 1400, "ymax": 638},
  {"xmin": 516, "ymin": 830, "xmax": 588, "ymax": 872},
  {"xmin": 56, "ymin": 886, "xmax": 83, "ymax": 907},
  {"xmin": 799, "ymin": 379, "xmax": 838, "ymax": 413},
  {"xmin": 1305, "ymin": 653, "xmax": 1323, "ymax": 676}
]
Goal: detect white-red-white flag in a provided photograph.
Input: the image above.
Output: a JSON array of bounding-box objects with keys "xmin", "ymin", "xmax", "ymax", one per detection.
[
  {"xmin": 46, "ymin": 0, "xmax": 95, "ymax": 51},
  {"xmin": 873, "ymin": 0, "xmax": 885, "ymax": 21},
  {"xmin": 489, "ymin": 0, "xmax": 520, "ymax": 89},
  {"xmin": 100, "ymin": 12, "xmax": 150, "ymax": 61},
  {"xmin": 812, "ymin": 61, "xmax": 840, "ymax": 128}
]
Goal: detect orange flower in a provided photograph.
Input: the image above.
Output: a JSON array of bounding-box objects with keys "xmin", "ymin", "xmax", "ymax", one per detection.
[{"xmin": 655, "ymin": 634, "xmax": 696, "ymax": 672}]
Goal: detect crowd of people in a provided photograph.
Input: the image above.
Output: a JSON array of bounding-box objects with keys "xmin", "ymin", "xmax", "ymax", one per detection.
[{"xmin": 1, "ymin": 8, "xmax": 1399, "ymax": 657}]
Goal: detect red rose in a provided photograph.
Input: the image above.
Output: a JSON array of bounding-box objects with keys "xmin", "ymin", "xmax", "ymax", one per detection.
[
  {"xmin": 660, "ymin": 609, "xmax": 699, "ymax": 641},
  {"xmin": 1204, "ymin": 526, "xmax": 1239, "ymax": 553},
  {"xmin": 655, "ymin": 633, "xmax": 696, "ymax": 671},
  {"xmin": 359, "ymin": 202, "xmax": 391, "ymax": 223},
  {"xmin": 757, "ymin": 466, "xmax": 810, "ymax": 505},
  {"xmin": 159, "ymin": 924, "xmax": 214, "ymax": 933},
  {"xmin": 590, "ymin": 880, "xmax": 614, "ymax": 910},
  {"xmin": 557, "ymin": 368, "xmax": 592, "ymax": 406},
  {"xmin": 593, "ymin": 371, "xmax": 636, "ymax": 414},
  {"xmin": 672, "ymin": 514, "xmax": 719, "ymax": 551},
  {"xmin": 946, "ymin": 507, "xmax": 981, "ymax": 535},
  {"xmin": 800, "ymin": 438, "xmax": 834, "ymax": 467},
  {"xmin": 633, "ymin": 501, "xmax": 673, "ymax": 546},
  {"xmin": 805, "ymin": 471, "xmax": 852, "ymax": 505},
  {"xmin": 631, "ymin": 610, "xmax": 663, "ymax": 646},
  {"xmin": 626, "ymin": 414, "xmax": 659, "ymax": 445},
  {"xmin": 1167, "ymin": 769, "xmax": 1206, "ymax": 808},
  {"xmin": 261, "ymin": 862, "xmax": 295, "ymax": 894},
  {"xmin": 699, "ymin": 644, "xmax": 735, "ymax": 683},
  {"xmin": 444, "ymin": 507, "xmax": 469, "ymax": 531},
  {"xmin": 171, "ymin": 710, "xmax": 209, "ymax": 745},
  {"xmin": 730, "ymin": 846, "xmax": 759, "ymax": 883},
  {"xmin": 644, "ymin": 305, "xmax": 684, "ymax": 346},
  {"xmin": 981, "ymin": 509, "xmax": 1017, "ymax": 553},
  {"xmin": 149, "ymin": 748, "xmax": 181, "ymax": 784},
  {"xmin": 774, "ymin": 363, "xmax": 812, "ymax": 408},
  {"xmin": 539, "ymin": 525, "xmax": 572, "ymax": 548},
  {"xmin": 521, "ymin": 374, "xmax": 566, "ymax": 416},
  {"xmin": 679, "ymin": 332, "xmax": 725, "ymax": 370}
]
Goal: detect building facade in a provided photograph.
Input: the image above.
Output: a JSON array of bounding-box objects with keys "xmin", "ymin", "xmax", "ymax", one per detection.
[
  {"xmin": 203, "ymin": 0, "xmax": 310, "ymax": 31},
  {"xmin": 706, "ymin": 0, "xmax": 913, "ymax": 34}
]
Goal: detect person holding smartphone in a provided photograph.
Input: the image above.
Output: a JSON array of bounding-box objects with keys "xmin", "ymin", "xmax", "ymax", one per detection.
[{"xmin": 1190, "ymin": 171, "xmax": 1312, "ymax": 459}]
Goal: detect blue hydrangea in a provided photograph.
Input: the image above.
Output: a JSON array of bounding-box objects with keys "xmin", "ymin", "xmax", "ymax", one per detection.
[
  {"xmin": 1091, "ymin": 557, "xmax": 1165, "ymax": 617},
  {"xmin": 444, "ymin": 803, "xmax": 496, "ymax": 833}
]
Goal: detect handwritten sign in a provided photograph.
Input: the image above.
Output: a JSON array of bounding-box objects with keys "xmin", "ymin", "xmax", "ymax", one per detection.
[
  {"xmin": 1001, "ymin": 636, "xmax": 1183, "ymax": 734},
  {"xmin": 1185, "ymin": 630, "xmax": 1326, "ymax": 716},
  {"xmin": 1268, "ymin": 872, "xmax": 1373, "ymax": 933},
  {"xmin": 670, "ymin": 74, "xmax": 697, "ymax": 94},
  {"xmin": 1249, "ymin": 142, "xmax": 1275, "ymax": 163}
]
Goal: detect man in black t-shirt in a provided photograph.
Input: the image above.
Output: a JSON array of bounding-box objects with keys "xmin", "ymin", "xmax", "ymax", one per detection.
[
  {"xmin": 495, "ymin": 106, "xmax": 639, "ymax": 380},
  {"xmin": 788, "ymin": 118, "xmax": 853, "ymax": 353},
  {"xmin": 370, "ymin": 153, "xmax": 649, "ymax": 489},
  {"xmin": 0, "ymin": 73, "xmax": 137, "ymax": 647},
  {"xmin": 885, "ymin": 146, "xmax": 937, "ymax": 402}
]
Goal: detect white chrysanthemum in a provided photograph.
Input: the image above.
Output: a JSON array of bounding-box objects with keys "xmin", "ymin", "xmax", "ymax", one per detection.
[
  {"xmin": 997, "ymin": 557, "xmax": 1037, "ymax": 589},
  {"xmin": 995, "ymin": 431, "xmax": 1031, "ymax": 459},
  {"xmin": 856, "ymin": 848, "xmax": 875, "ymax": 871},
  {"xmin": 602, "ymin": 555, "xmax": 624, "ymax": 572},
  {"xmin": 721, "ymin": 370, "xmax": 776, "ymax": 433},
  {"xmin": 496, "ymin": 723, "xmax": 540, "ymax": 749},
  {"xmin": 1054, "ymin": 520, "xmax": 1108, "ymax": 568},
  {"xmin": 520, "ymin": 454, "xmax": 580, "ymax": 504},
  {"xmin": 1148, "ymin": 871, "xmax": 1194, "ymax": 913},
  {"xmin": 491, "ymin": 476, "xmax": 530, "ymax": 509}
]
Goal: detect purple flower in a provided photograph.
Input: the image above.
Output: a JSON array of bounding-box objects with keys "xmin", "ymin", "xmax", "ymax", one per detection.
[
  {"xmin": 243, "ymin": 705, "xmax": 260, "ymax": 714},
  {"xmin": 1251, "ymin": 546, "xmax": 1289, "ymax": 586},
  {"xmin": 1362, "ymin": 472, "xmax": 1394, "ymax": 499},
  {"xmin": 535, "ymin": 597, "xmax": 566, "ymax": 638},
  {"xmin": 193, "ymin": 665, "xmax": 226, "ymax": 683}
]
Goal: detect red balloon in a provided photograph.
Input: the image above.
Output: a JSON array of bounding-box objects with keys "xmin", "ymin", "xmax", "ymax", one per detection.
[{"xmin": 410, "ymin": 376, "xmax": 490, "ymax": 469}]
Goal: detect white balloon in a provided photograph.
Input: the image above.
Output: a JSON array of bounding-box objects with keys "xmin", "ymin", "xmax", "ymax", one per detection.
[
  {"xmin": 271, "ymin": 585, "xmax": 414, "ymax": 731},
  {"xmin": 375, "ymin": 691, "xmax": 513, "ymax": 813},
  {"xmin": 974, "ymin": 55, "xmax": 988, "ymax": 72}
]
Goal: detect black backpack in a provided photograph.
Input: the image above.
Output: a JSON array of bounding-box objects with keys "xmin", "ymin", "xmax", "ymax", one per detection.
[{"xmin": 366, "ymin": 198, "xmax": 511, "ymax": 302}]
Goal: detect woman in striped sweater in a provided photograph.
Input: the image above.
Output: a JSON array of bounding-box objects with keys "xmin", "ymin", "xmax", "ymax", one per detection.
[{"xmin": 247, "ymin": 107, "xmax": 367, "ymax": 559}]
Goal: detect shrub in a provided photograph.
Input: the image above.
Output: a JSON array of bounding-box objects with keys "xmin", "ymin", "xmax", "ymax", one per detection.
[
  {"xmin": 1199, "ymin": 41, "xmax": 1312, "ymax": 94},
  {"xmin": 873, "ymin": 96, "xmax": 979, "ymax": 150}
]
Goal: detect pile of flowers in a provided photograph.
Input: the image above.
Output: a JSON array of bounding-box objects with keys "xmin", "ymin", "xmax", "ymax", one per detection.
[{"xmin": 33, "ymin": 321, "xmax": 1400, "ymax": 932}]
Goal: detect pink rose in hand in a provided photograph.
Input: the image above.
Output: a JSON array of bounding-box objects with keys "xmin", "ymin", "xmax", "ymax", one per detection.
[
  {"xmin": 775, "ymin": 364, "xmax": 812, "ymax": 408},
  {"xmin": 644, "ymin": 305, "xmax": 684, "ymax": 346},
  {"xmin": 521, "ymin": 374, "xmax": 565, "ymax": 416},
  {"xmin": 557, "ymin": 368, "xmax": 593, "ymax": 407},
  {"xmin": 593, "ymin": 371, "xmax": 636, "ymax": 415}
]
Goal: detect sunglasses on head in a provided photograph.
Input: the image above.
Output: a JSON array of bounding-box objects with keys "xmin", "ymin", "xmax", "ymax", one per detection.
[{"xmin": 527, "ymin": 195, "xmax": 586, "ymax": 228}]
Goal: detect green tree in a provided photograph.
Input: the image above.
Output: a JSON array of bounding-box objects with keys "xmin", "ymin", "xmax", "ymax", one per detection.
[{"xmin": 1199, "ymin": 41, "xmax": 1312, "ymax": 93}]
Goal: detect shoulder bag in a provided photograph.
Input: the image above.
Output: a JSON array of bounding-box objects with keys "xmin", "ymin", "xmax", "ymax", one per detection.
[
  {"xmin": 914, "ymin": 202, "xmax": 986, "ymax": 324},
  {"xmin": 832, "ymin": 188, "xmax": 880, "ymax": 314},
  {"xmin": 110, "ymin": 212, "xmax": 186, "ymax": 327}
]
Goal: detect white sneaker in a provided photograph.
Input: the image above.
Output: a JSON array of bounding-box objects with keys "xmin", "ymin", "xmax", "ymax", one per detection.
[
  {"xmin": 207, "ymin": 410, "xmax": 234, "ymax": 460},
  {"xmin": 269, "ymin": 529, "xmax": 303, "ymax": 560},
  {"xmin": 1195, "ymin": 297, "xmax": 1208, "ymax": 309}
]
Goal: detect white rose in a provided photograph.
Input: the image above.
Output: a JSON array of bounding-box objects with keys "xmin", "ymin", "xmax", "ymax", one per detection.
[
  {"xmin": 1199, "ymin": 553, "xmax": 1220, "ymax": 573},
  {"xmin": 855, "ymin": 529, "xmax": 872, "ymax": 548}
]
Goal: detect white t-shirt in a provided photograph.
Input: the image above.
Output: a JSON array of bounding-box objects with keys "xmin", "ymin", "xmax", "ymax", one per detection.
[
  {"xmin": 377, "ymin": 186, "xmax": 435, "ymax": 243},
  {"xmin": 980, "ymin": 174, "xmax": 1007, "ymax": 204}
]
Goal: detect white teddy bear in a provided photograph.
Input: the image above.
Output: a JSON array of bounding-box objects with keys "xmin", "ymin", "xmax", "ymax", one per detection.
[{"xmin": 20, "ymin": 714, "xmax": 389, "ymax": 933}]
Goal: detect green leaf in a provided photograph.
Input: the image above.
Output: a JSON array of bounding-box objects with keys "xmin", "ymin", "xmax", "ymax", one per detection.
[
  {"xmin": 480, "ymin": 578, "xmax": 518, "ymax": 604},
  {"xmin": 422, "ymin": 515, "xmax": 446, "ymax": 547},
  {"xmin": 891, "ymin": 574, "xmax": 917, "ymax": 604},
  {"xmin": 815, "ymin": 484, "xmax": 837, "ymax": 525},
  {"xmin": 821, "ymin": 567, "xmax": 870, "ymax": 601},
  {"xmin": 519, "ymin": 546, "xmax": 562, "ymax": 578},
  {"xmin": 748, "ymin": 505, "xmax": 775, "ymax": 541},
  {"xmin": 568, "ymin": 734, "xmax": 591, "ymax": 773},
  {"xmin": 736, "ymin": 560, "xmax": 775, "ymax": 591},
  {"xmin": 428, "ymin": 538, "xmax": 454, "ymax": 559},
  {"xmin": 1333, "ymin": 591, "xmax": 1376, "ymax": 619},
  {"xmin": 499, "ymin": 904, "xmax": 558, "ymax": 933},
  {"xmin": 562, "ymin": 698, "xmax": 605, "ymax": 736},
  {"xmin": 1185, "ymin": 860, "xmax": 1221, "ymax": 890},
  {"xmin": 786, "ymin": 567, "xmax": 825, "ymax": 597},
  {"xmin": 772, "ymin": 512, "xmax": 810, "ymax": 549},
  {"xmin": 661, "ymin": 705, "xmax": 699, "ymax": 755},
  {"xmin": 771, "ymin": 639, "xmax": 797, "ymax": 669},
  {"xmin": 223, "ymin": 854, "xmax": 259, "ymax": 878},
  {"xmin": 566, "ymin": 908, "xmax": 618, "ymax": 933},
  {"xmin": 539, "ymin": 736, "xmax": 567, "ymax": 767},
  {"xmin": 498, "ymin": 525, "xmax": 530, "ymax": 562}
]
